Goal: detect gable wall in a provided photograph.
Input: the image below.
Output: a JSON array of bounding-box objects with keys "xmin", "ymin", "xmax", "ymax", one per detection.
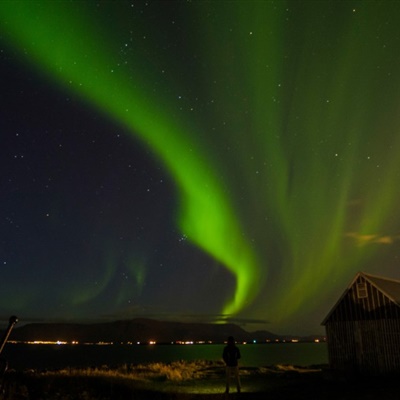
[{"xmin": 328, "ymin": 275, "xmax": 400, "ymax": 322}]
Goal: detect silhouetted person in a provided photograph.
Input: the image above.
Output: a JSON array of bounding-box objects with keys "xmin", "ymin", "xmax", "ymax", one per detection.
[{"xmin": 222, "ymin": 336, "xmax": 241, "ymax": 393}]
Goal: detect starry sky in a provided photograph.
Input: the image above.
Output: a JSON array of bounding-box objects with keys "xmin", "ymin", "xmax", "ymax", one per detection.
[{"xmin": 1, "ymin": 1, "xmax": 400, "ymax": 335}]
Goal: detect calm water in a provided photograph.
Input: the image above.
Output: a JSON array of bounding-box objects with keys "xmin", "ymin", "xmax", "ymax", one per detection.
[{"xmin": 3, "ymin": 343, "xmax": 328, "ymax": 370}]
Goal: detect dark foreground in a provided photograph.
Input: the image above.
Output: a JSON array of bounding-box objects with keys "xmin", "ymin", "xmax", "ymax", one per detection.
[{"xmin": 1, "ymin": 363, "xmax": 398, "ymax": 400}]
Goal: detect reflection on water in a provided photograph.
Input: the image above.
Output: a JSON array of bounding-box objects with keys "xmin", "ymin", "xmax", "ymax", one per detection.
[{"xmin": 3, "ymin": 343, "xmax": 328, "ymax": 370}]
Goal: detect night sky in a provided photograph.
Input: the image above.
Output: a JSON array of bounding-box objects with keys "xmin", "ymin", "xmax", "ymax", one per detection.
[{"xmin": 1, "ymin": 1, "xmax": 400, "ymax": 335}]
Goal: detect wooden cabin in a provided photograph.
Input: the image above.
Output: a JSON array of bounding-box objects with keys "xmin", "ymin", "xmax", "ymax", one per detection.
[{"xmin": 322, "ymin": 272, "xmax": 400, "ymax": 375}]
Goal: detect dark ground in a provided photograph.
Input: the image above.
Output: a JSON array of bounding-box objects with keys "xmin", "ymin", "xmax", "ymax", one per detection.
[{"xmin": 1, "ymin": 365, "xmax": 399, "ymax": 400}]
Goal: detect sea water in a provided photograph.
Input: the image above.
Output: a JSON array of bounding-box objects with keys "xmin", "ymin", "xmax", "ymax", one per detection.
[{"xmin": 3, "ymin": 342, "xmax": 328, "ymax": 370}]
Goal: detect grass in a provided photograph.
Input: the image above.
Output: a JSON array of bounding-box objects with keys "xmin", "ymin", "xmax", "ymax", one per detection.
[
  {"xmin": 42, "ymin": 359, "xmax": 214, "ymax": 381},
  {"xmin": 2, "ymin": 360, "xmax": 400, "ymax": 400},
  {"xmin": 1, "ymin": 360, "xmax": 227, "ymax": 399},
  {"xmin": 0, "ymin": 360, "xmax": 318, "ymax": 399}
]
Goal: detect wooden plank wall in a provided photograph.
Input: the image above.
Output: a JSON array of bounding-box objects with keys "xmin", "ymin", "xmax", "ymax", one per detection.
[
  {"xmin": 326, "ymin": 320, "xmax": 400, "ymax": 374},
  {"xmin": 325, "ymin": 276, "xmax": 400, "ymax": 374}
]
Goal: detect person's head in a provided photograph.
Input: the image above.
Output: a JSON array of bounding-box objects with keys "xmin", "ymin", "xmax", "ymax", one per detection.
[{"xmin": 227, "ymin": 336, "xmax": 235, "ymax": 345}]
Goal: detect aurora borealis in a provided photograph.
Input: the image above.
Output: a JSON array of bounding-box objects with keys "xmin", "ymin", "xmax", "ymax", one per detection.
[{"xmin": 1, "ymin": 1, "xmax": 400, "ymax": 335}]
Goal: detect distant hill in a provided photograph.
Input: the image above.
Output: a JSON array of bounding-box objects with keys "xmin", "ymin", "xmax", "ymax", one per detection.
[
  {"xmin": 9, "ymin": 318, "xmax": 325, "ymax": 343},
  {"xmin": 10, "ymin": 318, "xmax": 288, "ymax": 343}
]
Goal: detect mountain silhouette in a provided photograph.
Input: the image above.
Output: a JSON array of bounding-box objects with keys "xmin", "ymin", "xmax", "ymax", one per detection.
[{"xmin": 10, "ymin": 318, "xmax": 283, "ymax": 343}]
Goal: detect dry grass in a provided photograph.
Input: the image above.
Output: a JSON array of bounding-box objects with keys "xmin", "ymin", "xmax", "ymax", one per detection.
[
  {"xmin": 40, "ymin": 359, "xmax": 216, "ymax": 382},
  {"xmin": 1, "ymin": 360, "xmax": 227, "ymax": 399},
  {"xmin": 2, "ymin": 361, "xmax": 399, "ymax": 400}
]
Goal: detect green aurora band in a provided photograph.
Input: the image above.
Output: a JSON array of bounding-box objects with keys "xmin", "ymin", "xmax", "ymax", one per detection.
[
  {"xmin": 2, "ymin": 2, "xmax": 400, "ymax": 329},
  {"xmin": 0, "ymin": 2, "xmax": 262, "ymax": 318}
]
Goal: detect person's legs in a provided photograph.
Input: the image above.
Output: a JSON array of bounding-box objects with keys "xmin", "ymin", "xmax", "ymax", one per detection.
[
  {"xmin": 234, "ymin": 366, "xmax": 241, "ymax": 392},
  {"xmin": 226, "ymin": 366, "xmax": 240, "ymax": 393},
  {"xmin": 225, "ymin": 366, "xmax": 232, "ymax": 393}
]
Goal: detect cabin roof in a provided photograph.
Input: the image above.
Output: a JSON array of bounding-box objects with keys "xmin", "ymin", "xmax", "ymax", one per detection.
[
  {"xmin": 365, "ymin": 273, "xmax": 400, "ymax": 305},
  {"xmin": 322, "ymin": 271, "xmax": 400, "ymax": 325}
]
